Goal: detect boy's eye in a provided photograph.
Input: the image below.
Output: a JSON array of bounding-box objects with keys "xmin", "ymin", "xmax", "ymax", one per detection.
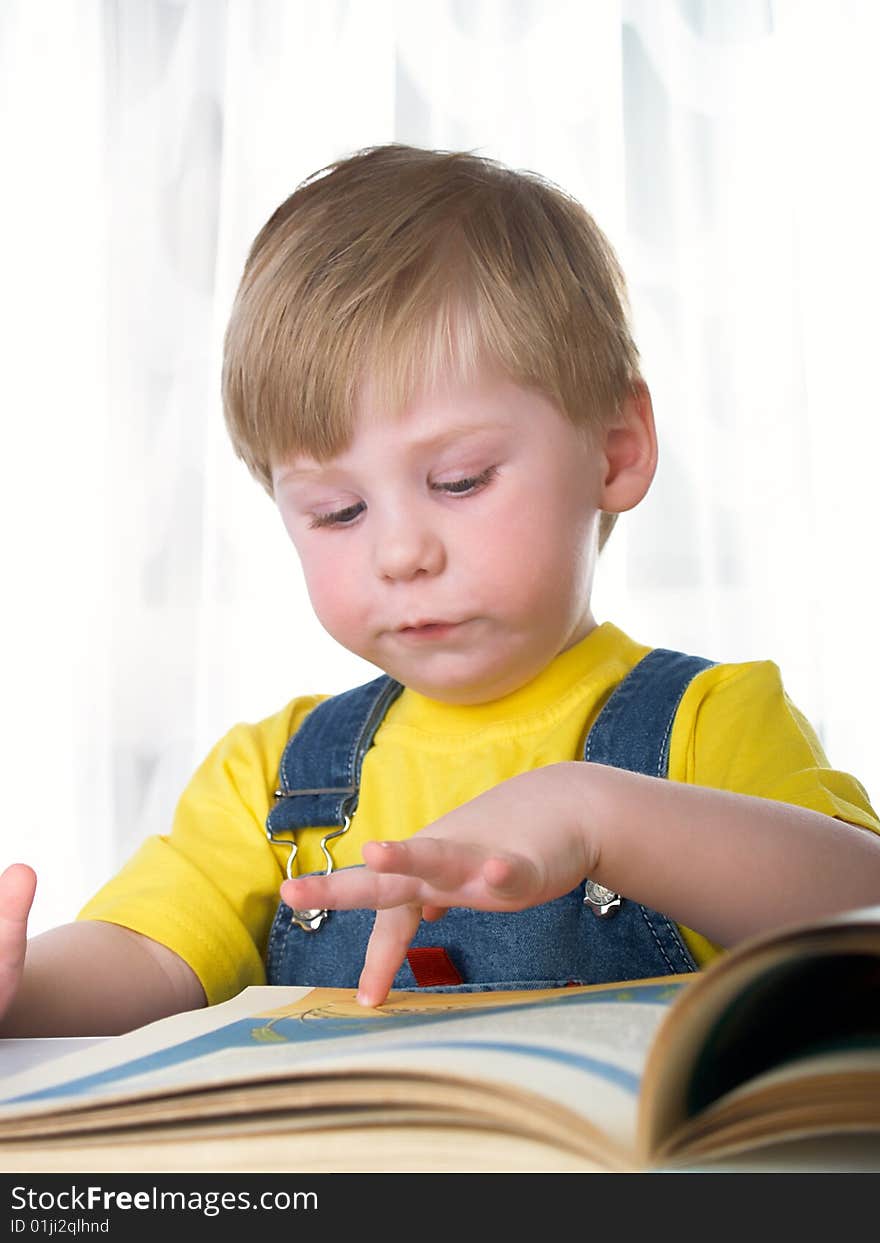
[
  {"xmin": 433, "ymin": 465, "xmax": 498, "ymax": 495},
  {"xmin": 308, "ymin": 501, "xmax": 365, "ymax": 529},
  {"xmin": 306, "ymin": 466, "xmax": 497, "ymax": 529}
]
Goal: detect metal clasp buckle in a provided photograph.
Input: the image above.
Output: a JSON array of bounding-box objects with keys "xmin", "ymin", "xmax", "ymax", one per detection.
[
  {"xmin": 267, "ymin": 802, "xmax": 354, "ymax": 932},
  {"xmin": 583, "ymin": 879, "xmax": 622, "ymax": 917}
]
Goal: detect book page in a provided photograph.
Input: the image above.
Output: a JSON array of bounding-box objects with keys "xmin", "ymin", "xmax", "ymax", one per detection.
[
  {"xmin": 0, "ymin": 979, "xmax": 688, "ymax": 1167},
  {"xmin": 637, "ymin": 904, "xmax": 880, "ymax": 1162},
  {"xmin": 657, "ymin": 1045, "xmax": 880, "ymax": 1164}
]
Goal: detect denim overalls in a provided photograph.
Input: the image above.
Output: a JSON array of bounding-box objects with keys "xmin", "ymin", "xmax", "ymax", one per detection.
[{"xmin": 265, "ymin": 647, "xmax": 715, "ymax": 992}]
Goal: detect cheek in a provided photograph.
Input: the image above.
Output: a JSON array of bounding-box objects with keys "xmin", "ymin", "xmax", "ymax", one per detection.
[
  {"xmin": 295, "ymin": 544, "xmax": 354, "ymax": 632},
  {"xmin": 477, "ymin": 493, "xmax": 576, "ymax": 575},
  {"xmin": 465, "ymin": 492, "xmax": 590, "ymax": 613}
]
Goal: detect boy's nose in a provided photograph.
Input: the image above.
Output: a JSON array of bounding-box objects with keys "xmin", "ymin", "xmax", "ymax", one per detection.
[{"xmin": 372, "ymin": 520, "xmax": 446, "ymax": 581}]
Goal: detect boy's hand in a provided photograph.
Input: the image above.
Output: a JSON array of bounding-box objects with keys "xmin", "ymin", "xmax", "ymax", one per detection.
[
  {"xmin": 280, "ymin": 763, "xmax": 594, "ymax": 1007},
  {"xmin": 0, "ymin": 863, "xmax": 37, "ymax": 1022}
]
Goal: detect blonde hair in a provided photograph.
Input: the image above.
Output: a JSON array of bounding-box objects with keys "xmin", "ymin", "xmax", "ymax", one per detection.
[{"xmin": 222, "ymin": 143, "xmax": 642, "ymax": 549}]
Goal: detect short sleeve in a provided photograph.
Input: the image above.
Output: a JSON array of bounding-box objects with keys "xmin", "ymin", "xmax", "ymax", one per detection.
[
  {"xmin": 77, "ymin": 694, "xmax": 326, "ymax": 1006},
  {"xmin": 670, "ymin": 659, "xmax": 879, "ymax": 833},
  {"xmin": 666, "ymin": 660, "xmax": 879, "ymax": 967}
]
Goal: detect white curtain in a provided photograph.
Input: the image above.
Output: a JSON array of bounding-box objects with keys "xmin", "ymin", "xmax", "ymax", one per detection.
[{"xmin": 2, "ymin": 0, "xmax": 878, "ymax": 935}]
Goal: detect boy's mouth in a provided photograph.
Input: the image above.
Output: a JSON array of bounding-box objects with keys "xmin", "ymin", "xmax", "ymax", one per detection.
[{"xmin": 396, "ymin": 620, "xmax": 463, "ymax": 640}]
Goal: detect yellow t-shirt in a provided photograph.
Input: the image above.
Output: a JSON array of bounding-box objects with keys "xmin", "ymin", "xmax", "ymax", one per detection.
[{"xmin": 78, "ymin": 622, "xmax": 880, "ymax": 1004}]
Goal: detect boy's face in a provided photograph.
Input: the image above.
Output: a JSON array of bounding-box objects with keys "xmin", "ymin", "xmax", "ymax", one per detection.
[{"xmin": 272, "ymin": 368, "xmax": 608, "ymax": 704}]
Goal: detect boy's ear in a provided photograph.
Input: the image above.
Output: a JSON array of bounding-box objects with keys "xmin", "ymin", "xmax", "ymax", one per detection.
[{"xmin": 596, "ymin": 380, "xmax": 657, "ymax": 514}]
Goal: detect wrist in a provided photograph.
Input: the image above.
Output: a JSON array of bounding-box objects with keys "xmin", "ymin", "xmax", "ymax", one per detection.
[
  {"xmin": 559, "ymin": 759, "xmax": 647, "ymax": 886},
  {"xmin": 552, "ymin": 760, "xmax": 605, "ymax": 878}
]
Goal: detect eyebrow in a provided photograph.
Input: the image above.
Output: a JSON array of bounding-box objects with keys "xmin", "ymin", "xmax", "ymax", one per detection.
[{"xmin": 275, "ymin": 422, "xmax": 509, "ymax": 486}]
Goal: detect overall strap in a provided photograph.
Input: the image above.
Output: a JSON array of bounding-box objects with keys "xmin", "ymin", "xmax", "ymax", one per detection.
[
  {"xmin": 267, "ymin": 673, "xmax": 404, "ymax": 835},
  {"xmin": 584, "ymin": 647, "xmax": 717, "ymax": 775}
]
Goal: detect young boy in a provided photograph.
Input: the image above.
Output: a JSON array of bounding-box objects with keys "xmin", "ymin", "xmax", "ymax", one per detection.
[{"xmin": 2, "ymin": 143, "xmax": 879, "ymax": 1034}]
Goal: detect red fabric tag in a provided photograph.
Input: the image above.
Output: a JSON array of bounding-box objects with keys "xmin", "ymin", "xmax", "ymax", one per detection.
[{"xmin": 406, "ymin": 947, "xmax": 463, "ymax": 987}]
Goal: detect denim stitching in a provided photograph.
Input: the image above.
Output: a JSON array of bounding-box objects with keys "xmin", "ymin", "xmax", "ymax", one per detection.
[
  {"xmin": 583, "ymin": 664, "xmax": 646, "ymax": 763},
  {"xmin": 273, "ymin": 676, "xmax": 399, "ymax": 823},
  {"xmin": 637, "ymin": 905, "xmax": 678, "ymax": 973},
  {"xmin": 584, "ymin": 652, "xmax": 715, "ymax": 771},
  {"xmin": 639, "ymin": 906, "xmax": 698, "ymax": 974},
  {"xmin": 656, "ymin": 660, "xmax": 714, "ymax": 777},
  {"xmin": 267, "ymin": 909, "xmax": 283, "ymax": 981},
  {"xmin": 346, "ymin": 678, "xmax": 403, "ymax": 818}
]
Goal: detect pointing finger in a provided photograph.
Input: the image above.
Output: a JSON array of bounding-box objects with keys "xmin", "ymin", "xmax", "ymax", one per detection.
[{"xmin": 356, "ymin": 904, "xmax": 422, "ymax": 1008}]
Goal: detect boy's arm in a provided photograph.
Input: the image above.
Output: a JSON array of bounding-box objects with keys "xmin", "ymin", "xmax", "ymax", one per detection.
[
  {"xmin": 0, "ymin": 864, "xmax": 206, "ymax": 1037},
  {"xmin": 281, "ymin": 762, "xmax": 880, "ymax": 1005}
]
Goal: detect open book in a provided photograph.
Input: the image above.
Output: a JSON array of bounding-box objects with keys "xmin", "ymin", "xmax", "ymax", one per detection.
[{"xmin": 1, "ymin": 903, "xmax": 878, "ymax": 1173}]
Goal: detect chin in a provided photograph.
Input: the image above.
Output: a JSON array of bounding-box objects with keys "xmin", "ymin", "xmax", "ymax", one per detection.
[
  {"xmin": 403, "ymin": 661, "xmax": 527, "ymax": 705},
  {"xmin": 362, "ymin": 633, "xmax": 538, "ymax": 703}
]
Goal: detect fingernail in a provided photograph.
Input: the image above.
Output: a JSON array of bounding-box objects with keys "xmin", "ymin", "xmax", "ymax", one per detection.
[{"xmin": 356, "ymin": 991, "xmax": 373, "ymax": 1007}]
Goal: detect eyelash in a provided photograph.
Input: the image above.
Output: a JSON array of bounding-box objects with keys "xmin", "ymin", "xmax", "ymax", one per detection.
[{"xmin": 308, "ymin": 465, "xmax": 499, "ymax": 529}]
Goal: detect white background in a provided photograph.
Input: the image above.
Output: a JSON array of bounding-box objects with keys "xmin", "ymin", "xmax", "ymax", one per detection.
[{"xmin": 1, "ymin": 0, "xmax": 877, "ymax": 933}]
